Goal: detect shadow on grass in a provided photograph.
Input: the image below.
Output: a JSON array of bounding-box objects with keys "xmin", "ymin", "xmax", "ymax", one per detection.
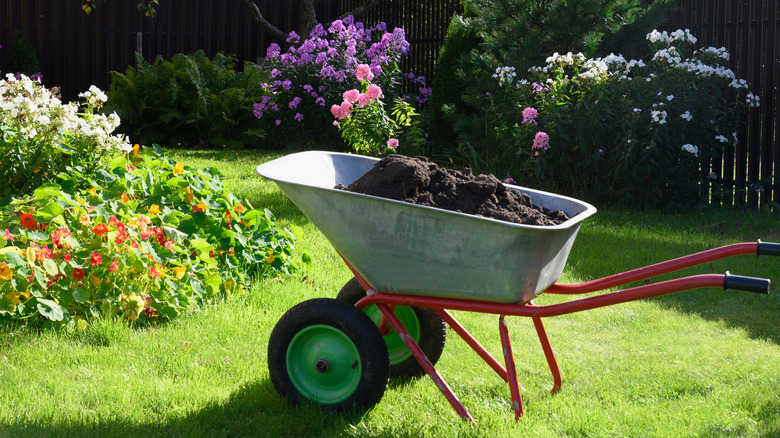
[
  {"xmin": 565, "ymin": 208, "xmax": 780, "ymax": 345},
  {"xmin": 0, "ymin": 379, "xmax": 420, "ymax": 438}
]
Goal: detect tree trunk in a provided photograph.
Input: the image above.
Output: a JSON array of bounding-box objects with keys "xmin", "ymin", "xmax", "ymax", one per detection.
[{"xmin": 298, "ymin": 0, "xmax": 319, "ymax": 38}]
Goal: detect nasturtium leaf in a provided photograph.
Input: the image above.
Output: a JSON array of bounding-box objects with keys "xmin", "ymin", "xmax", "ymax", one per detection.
[
  {"xmin": 34, "ymin": 271, "xmax": 47, "ymax": 289},
  {"xmin": 43, "ymin": 258, "xmax": 59, "ymax": 277},
  {"xmin": 33, "ymin": 184, "xmax": 64, "ymax": 201},
  {"xmin": 94, "ymin": 169, "xmax": 116, "ymax": 183},
  {"xmin": 37, "ymin": 298, "xmax": 64, "ymax": 321},
  {"xmin": 24, "ymin": 230, "xmax": 48, "ymax": 241},
  {"xmin": 204, "ymin": 272, "xmax": 222, "ymax": 294},
  {"xmin": 72, "ymin": 287, "xmax": 90, "ymax": 303}
]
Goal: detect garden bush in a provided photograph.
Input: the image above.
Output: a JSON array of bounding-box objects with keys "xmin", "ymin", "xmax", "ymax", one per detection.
[
  {"xmin": 485, "ymin": 30, "xmax": 756, "ymax": 209},
  {"xmin": 0, "ymin": 73, "xmax": 130, "ymax": 201},
  {"xmin": 0, "ymin": 144, "xmax": 308, "ymax": 329},
  {"xmin": 428, "ymin": 0, "xmax": 674, "ymax": 162},
  {"xmin": 104, "ymin": 51, "xmax": 268, "ymax": 149},
  {"xmin": 253, "ymin": 16, "xmax": 430, "ymax": 152}
]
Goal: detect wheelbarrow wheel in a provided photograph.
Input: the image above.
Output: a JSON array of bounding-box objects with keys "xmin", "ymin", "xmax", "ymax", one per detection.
[
  {"xmin": 337, "ymin": 277, "xmax": 447, "ymax": 378},
  {"xmin": 267, "ymin": 298, "xmax": 389, "ymax": 414}
]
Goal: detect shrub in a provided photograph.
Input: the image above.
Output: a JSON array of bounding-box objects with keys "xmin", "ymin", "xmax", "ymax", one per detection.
[
  {"xmin": 0, "ymin": 145, "xmax": 308, "ymax": 329},
  {"xmin": 0, "ymin": 74, "xmax": 131, "ymax": 201},
  {"xmin": 253, "ymin": 16, "xmax": 429, "ymax": 150},
  {"xmin": 428, "ymin": 0, "xmax": 675, "ymax": 165},
  {"xmin": 487, "ymin": 30, "xmax": 756, "ymax": 209},
  {"xmin": 3, "ymin": 31, "xmax": 41, "ymax": 77},
  {"xmin": 104, "ymin": 51, "xmax": 268, "ymax": 149}
]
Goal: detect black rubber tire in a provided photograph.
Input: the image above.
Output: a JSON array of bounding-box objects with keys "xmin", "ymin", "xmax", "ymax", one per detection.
[
  {"xmin": 336, "ymin": 277, "xmax": 447, "ymax": 378},
  {"xmin": 267, "ymin": 298, "xmax": 389, "ymax": 414}
]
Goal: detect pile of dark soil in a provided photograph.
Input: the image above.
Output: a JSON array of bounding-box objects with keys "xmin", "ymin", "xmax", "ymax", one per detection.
[{"xmin": 337, "ymin": 155, "xmax": 569, "ymax": 226}]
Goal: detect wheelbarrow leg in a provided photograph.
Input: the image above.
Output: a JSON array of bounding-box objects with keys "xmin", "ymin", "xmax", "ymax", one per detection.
[
  {"xmin": 375, "ymin": 303, "xmax": 475, "ymax": 422},
  {"xmin": 532, "ymin": 316, "xmax": 562, "ymax": 394},
  {"xmin": 499, "ymin": 316, "xmax": 524, "ymax": 420}
]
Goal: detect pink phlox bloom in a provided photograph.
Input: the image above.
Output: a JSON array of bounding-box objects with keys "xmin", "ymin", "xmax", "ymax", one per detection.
[
  {"xmin": 331, "ymin": 104, "xmax": 343, "ymax": 119},
  {"xmin": 357, "ymin": 93, "xmax": 371, "ymax": 107},
  {"xmin": 339, "ymin": 101, "xmax": 354, "ymax": 118},
  {"xmin": 343, "ymin": 89, "xmax": 360, "ymax": 103},
  {"xmin": 522, "ymin": 107, "xmax": 538, "ymax": 126},
  {"xmin": 355, "ymin": 64, "xmax": 374, "ymax": 81},
  {"xmin": 387, "ymin": 138, "xmax": 399, "ymax": 149},
  {"xmin": 532, "ymin": 132, "xmax": 550, "ymax": 154},
  {"xmin": 366, "ymin": 84, "xmax": 383, "ymax": 100}
]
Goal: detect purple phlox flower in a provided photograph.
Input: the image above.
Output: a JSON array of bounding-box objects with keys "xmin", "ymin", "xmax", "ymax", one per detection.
[
  {"xmin": 329, "ymin": 20, "xmax": 345, "ymax": 34},
  {"xmin": 303, "ymin": 84, "xmax": 314, "ymax": 94},
  {"xmin": 266, "ymin": 43, "xmax": 281, "ymax": 59},
  {"xmin": 275, "ymin": 119, "xmax": 281, "ymax": 126},
  {"xmin": 376, "ymin": 22, "xmax": 387, "ymax": 32},
  {"xmin": 281, "ymin": 79, "xmax": 292, "ymax": 90},
  {"xmin": 320, "ymin": 65, "xmax": 337, "ymax": 78},
  {"xmin": 315, "ymin": 52, "xmax": 328, "ymax": 65},
  {"xmin": 419, "ymin": 87, "xmax": 432, "ymax": 97},
  {"xmin": 503, "ymin": 177, "xmax": 516, "ymax": 184},
  {"xmin": 297, "ymin": 52, "xmax": 313, "ymax": 65},
  {"xmin": 270, "ymin": 69, "xmax": 281, "ymax": 78},
  {"xmin": 294, "ymin": 113, "xmax": 304, "ymax": 121},
  {"xmin": 531, "ymin": 82, "xmax": 548, "ymax": 94},
  {"xmin": 334, "ymin": 70, "xmax": 347, "ymax": 82},
  {"xmin": 300, "ymin": 39, "xmax": 316, "ymax": 53},
  {"xmin": 315, "ymin": 97, "xmax": 326, "ymax": 106},
  {"xmin": 252, "ymin": 103, "xmax": 264, "ymax": 119},
  {"xmin": 286, "ymin": 31, "xmax": 300, "ymax": 44},
  {"xmin": 522, "ymin": 107, "xmax": 539, "ymax": 126},
  {"xmin": 317, "ymin": 39, "xmax": 329, "ymax": 50},
  {"xmin": 343, "ymin": 15, "xmax": 354, "ymax": 25},
  {"xmin": 370, "ymin": 64, "xmax": 383, "ymax": 77},
  {"xmin": 289, "ymin": 97, "xmax": 302, "ymax": 109},
  {"xmin": 415, "ymin": 75, "xmax": 426, "ymax": 85},
  {"xmin": 310, "ymin": 23, "xmax": 325, "ymax": 38}
]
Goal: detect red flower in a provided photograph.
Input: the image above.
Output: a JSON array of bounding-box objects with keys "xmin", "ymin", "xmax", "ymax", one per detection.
[
  {"xmin": 90, "ymin": 252, "xmax": 103, "ymax": 266},
  {"xmin": 63, "ymin": 253, "xmax": 72, "ymax": 262},
  {"xmin": 20, "ymin": 213, "xmax": 36, "ymax": 230},
  {"xmin": 93, "ymin": 223, "xmax": 109, "ymax": 236},
  {"xmin": 73, "ymin": 268, "xmax": 85, "ymax": 280},
  {"xmin": 114, "ymin": 230, "xmax": 127, "ymax": 245},
  {"xmin": 109, "ymin": 260, "xmax": 119, "ymax": 272}
]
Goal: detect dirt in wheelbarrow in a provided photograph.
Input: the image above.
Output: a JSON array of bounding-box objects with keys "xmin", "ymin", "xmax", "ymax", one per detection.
[{"xmin": 336, "ymin": 155, "xmax": 570, "ymax": 226}]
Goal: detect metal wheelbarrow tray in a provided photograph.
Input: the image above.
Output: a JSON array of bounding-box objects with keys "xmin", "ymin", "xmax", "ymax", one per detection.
[{"xmin": 257, "ymin": 151, "xmax": 780, "ymax": 421}]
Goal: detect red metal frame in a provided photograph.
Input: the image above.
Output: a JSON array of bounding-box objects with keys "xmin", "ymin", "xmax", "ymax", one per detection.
[{"xmin": 342, "ymin": 242, "xmax": 770, "ymax": 421}]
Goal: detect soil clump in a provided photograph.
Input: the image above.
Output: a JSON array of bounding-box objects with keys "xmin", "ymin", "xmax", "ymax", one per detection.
[{"xmin": 337, "ymin": 155, "xmax": 569, "ymax": 226}]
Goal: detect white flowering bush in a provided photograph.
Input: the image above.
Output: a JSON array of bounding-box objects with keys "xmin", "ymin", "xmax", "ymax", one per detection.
[
  {"xmin": 490, "ymin": 29, "xmax": 756, "ymax": 208},
  {"xmin": 0, "ymin": 74, "xmax": 131, "ymax": 200}
]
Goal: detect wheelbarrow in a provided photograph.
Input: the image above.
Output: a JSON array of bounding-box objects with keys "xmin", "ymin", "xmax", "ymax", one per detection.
[{"xmin": 256, "ymin": 150, "xmax": 778, "ymax": 421}]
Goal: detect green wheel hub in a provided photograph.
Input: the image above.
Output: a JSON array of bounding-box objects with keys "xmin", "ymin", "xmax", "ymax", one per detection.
[
  {"xmin": 286, "ymin": 324, "xmax": 362, "ymax": 404},
  {"xmin": 362, "ymin": 304, "xmax": 421, "ymax": 366}
]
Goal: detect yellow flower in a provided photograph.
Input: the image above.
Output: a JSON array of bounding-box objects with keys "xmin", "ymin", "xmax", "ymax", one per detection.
[
  {"xmin": 174, "ymin": 266, "xmax": 186, "ymax": 280},
  {"xmin": 6, "ymin": 292, "xmax": 19, "ymax": 306},
  {"xmin": 196, "ymin": 201, "xmax": 207, "ymax": 211},
  {"xmin": 156, "ymin": 265, "xmax": 167, "ymax": 279},
  {"xmin": 87, "ymin": 188, "xmax": 97, "ymax": 196},
  {"xmin": 90, "ymin": 275, "xmax": 102, "ymax": 287},
  {"xmin": 173, "ymin": 163, "xmax": 185, "ymax": 175},
  {"xmin": 77, "ymin": 196, "xmax": 85, "ymax": 206},
  {"xmin": 265, "ymin": 251, "xmax": 275, "ymax": 264},
  {"xmin": 0, "ymin": 263, "xmax": 12, "ymax": 281},
  {"xmin": 149, "ymin": 204, "xmax": 160, "ymax": 215}
]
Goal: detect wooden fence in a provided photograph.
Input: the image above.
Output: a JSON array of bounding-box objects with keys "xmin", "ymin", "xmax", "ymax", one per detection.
[
  {"xmin": 0, "ymin": 0, "xmax": 777, "ymax": 207},
  {"xmin": 664, "ymin": 1, "xmax": 779, "ymax": 207}
]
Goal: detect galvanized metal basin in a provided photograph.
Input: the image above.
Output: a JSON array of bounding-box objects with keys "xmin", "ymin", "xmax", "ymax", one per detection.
[{"xmin": 256, "ymin": 151, "xmax": 597, "ymax": 304}]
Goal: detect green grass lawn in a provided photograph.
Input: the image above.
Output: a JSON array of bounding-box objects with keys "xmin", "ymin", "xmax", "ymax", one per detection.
[{"xmin": 1, "ymin": 148, "xmax": 779, "ymax": 437}]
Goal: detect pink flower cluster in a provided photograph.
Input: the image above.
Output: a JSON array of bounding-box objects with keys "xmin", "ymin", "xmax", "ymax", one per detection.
[
  {"xmin": 532, "ymin": 132, "xmax": 550, "ymax": 156},
  {"xmin": 330, "ymin": 65, "xmax": 384, "ymax": 121}
]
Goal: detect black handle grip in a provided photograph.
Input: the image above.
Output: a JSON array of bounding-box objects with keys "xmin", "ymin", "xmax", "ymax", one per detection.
[
  {"xmin": 757, "ymin": 240, "xmax": 780, "ymax": 257},
  {"xmin": 724, "ymin": 272, "xmax": 770, "ymax": 294}
]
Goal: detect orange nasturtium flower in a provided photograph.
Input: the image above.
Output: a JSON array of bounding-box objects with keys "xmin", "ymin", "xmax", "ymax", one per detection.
[
  {"xmin": 20, "ymin": 213, "xmax": 37, "ymax": 230},
  {"xmin": 173, "ymin": 163, "xmax": 185, "ymax": 175},
  {"xmin": 93, "ymin": 223, "xmax": 109, "ymax": 236},
  {"xmin": 148, "ymin": 204, "xmax": 161, "ymax": 215},
  {"xmin": 121, "ymin": 192, "xmax": 131, "ymax": 203},
  {"xmin": 0, "ymin": 262, "xmax": 12, "ymax": 281},
  {"xmin": 132, "ymin": 144, "xmax": 141, "ymax": 159},
  {"xmin": 234, "ymin": 204, "xmax": 245, "ymax": 214}
]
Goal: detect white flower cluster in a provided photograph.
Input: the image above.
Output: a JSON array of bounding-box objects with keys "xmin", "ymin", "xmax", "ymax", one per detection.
[
  {"xmin": 746, "ymin": 92, "xmax": 760, "ymax": 108},
  {"xmin": 681, "ymin": 143, "xmax": 699, "ymax": 156},
  {"xmin": 0, "ymin": 74, "xmax": 131, "ymax": 154},
  {"xmin": 651, "ymin": 109, "xmax": 668, "ymax": 124},
  {"xmin": 493, "ymin": 66, "xmax": 516, "ymax": 87},
  {"xmin": 647, "ymin": 29, "xmax": 697, "ymax": 45},
  {"xmin": 696, "ymin": 46, "xmax": 730, "ymax": 61},
  {"xmin": 680, "ymin": 111, "xmax": 693, "ymax": 121}
]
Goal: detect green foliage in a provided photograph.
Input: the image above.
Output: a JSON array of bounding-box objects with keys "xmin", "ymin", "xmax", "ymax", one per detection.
[
  {"xmin": 0, "ymin": 145, "xmax": 308, "ymax": 329},
  {"xmin": 104, "ymin": 51, "xmax": 268, "ymax": 149},
  {"xmin": 484, "ymin": 31, "xmax": 755, "ymax": 209},
  {"xmin": 3, "ymin": 31, "xmax": 41, "ymax": 76},
  {"xmin": 429, "ymin": 0, "xmax": 675, "ymax": 166},
  {"xmin": 0, "ymin": 75, "xmax": 130, "ymax": 201}
]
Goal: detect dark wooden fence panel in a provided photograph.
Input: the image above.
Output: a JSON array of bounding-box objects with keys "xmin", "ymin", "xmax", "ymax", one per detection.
[{"xmin": 664, "ymin": 0, "xmax": 780, "ymax": 207}]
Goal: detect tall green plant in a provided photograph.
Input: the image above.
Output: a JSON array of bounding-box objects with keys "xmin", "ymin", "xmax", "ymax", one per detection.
[{"xmin": 104, "ymin": 51, "xmax": 267, "ymax": 149}]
